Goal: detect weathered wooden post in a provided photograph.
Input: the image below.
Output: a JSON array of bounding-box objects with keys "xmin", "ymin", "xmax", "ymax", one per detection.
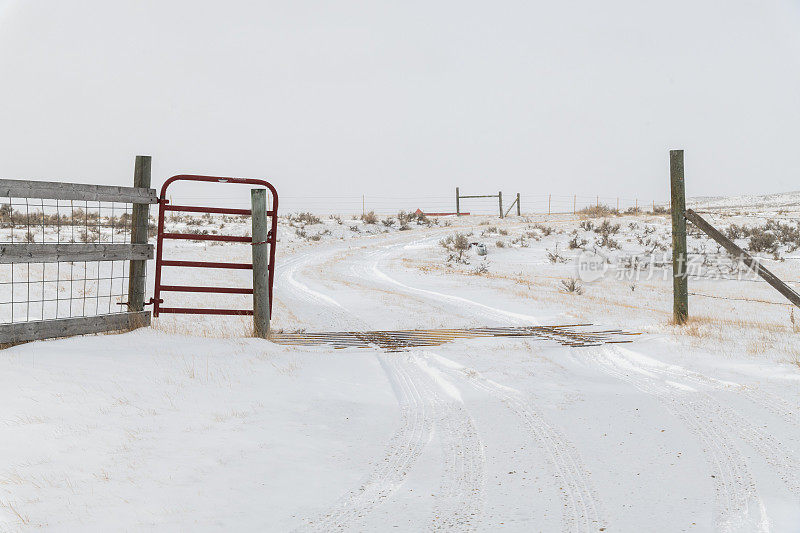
[
  {"xmin": 498, "ymin": 191, "xmax": 503, "ymax": 218},
  {"xmin": 573, "ymin": 194, "xmax": 576, "ymax": 214},
  {"xmin": 670, "ymin": 149, "xmax": 688, "ymax": 324},
  {"xmin": 456, "ymin": 187, "xmax": 460, "ymax": 216},
  {"xmin": 516, "ymin": 193, "xmax": 521, "ymax": 216},
  {"xmin": 251, "ymin": 189, "xmax": 270, "ymax": 337},
  {"xmin": 128, "ymin": 155, "xmax": 151, "ymax": 314},
  {"xmin": 548, "ymin": 194, "xmax": 552, "ymax": 215}
]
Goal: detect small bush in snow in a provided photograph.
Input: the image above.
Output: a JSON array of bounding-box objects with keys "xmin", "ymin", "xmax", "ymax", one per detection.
[
  {"xmin": 560, "ymin": 278, "xmax": 584, "ymax": 295},
  {"xmin": 594, "ymin": 219, "xmax": 620, "ymax": 236},
  {"xmin": 440, "ymin": 233, "xmax": 471, "ymax": 263},
  {"xmin": 292, "ymin": 212, "xmax": 321, "ymax": 225},
  {"xmin": 568, "ymin": 233, "xmax": 588, "ymax": 250},
  {"xmin": 748, "ymin": 231, "xmax": 778, "ymax": 254},
  {"xmin": 472, "ymin": 261, "xmax": 490, "ymax": 275},
  {"xmin": 578, "ymin": 204, "xmax": 617, "ymax": 218},
  {"xmin": 361, "ymin": 211, "xmax": 378, "ymax": 224},
  {"xmin": 596, "ymin": 234, "xmax": 620, "ymax": 250},
  {"xmin": 546, "ymin": 245, "xmax": 568, "ymax": 263},
  {"xmin": 531, "ymin": 223, "xmax": 553, "ymax": 236}
]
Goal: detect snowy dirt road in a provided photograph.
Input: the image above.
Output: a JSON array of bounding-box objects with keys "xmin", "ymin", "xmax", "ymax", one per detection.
[
  {"xmin": 2, "ymin": 219, "xmax": 800, "ymax": 531},
  {"xmin": 271, "ymin": 227, "xmax": 800, "ymax": 532}
]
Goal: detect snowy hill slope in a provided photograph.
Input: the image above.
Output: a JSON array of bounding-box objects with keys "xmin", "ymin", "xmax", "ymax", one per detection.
[{"xmin": 690, "ymin": 190, "xmax": 800, "ymax": 212}]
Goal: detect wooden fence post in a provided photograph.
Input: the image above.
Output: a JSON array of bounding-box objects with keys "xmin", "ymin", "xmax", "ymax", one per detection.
[
  {"xmin": 251, "ymin": 189, "xmax": 270, "ymax": 337},
  {"xmin": 498, "ymin": 191, "xmax": 503, "ymax": 218},
  {"xmin": 128, "ymin": 155, "xmax": 151, "ymax": 313},
  {"xmin": 516, "ymin": 193, "xmax": 521, "ymax": 216},
  {"xmin": 573, "ymin": 194, "xmax": 576, "ymax": 214},
  {"xmin": 456, "ymin": 187, "xmax": 460, "ymax": 215},
  {"xmin": 670, "ymin": 149, "xmax": 688, "ymax": 324}
]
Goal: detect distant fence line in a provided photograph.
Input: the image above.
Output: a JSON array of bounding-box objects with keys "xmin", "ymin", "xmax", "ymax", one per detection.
[{"xmin": 169, "ymin": 193, "xmax": 672, "ymax": 216}]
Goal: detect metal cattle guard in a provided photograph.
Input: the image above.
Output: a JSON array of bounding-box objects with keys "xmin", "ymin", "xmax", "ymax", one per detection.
[{"xmin": 150, "ymin": 175, "xmax": 278, "ymax": 317}]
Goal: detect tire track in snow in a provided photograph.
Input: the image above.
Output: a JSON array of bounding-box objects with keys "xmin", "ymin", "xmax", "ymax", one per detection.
[
  {"xmin": 603, "ymin": 348, "xmax": 800, "ymax": 501},
  {"xmin": 279, "ymin": 245, "xmax": 486, "ymax": 530},
  {"xmin": 414, "ymin": 354, "xmax": 486, "ymax": 532},
  {"xmin": 344, "ymin": 237, "xmax": 541, "ymax": 327},
  {"xmin": 422, "ymin": 351, "xmax": 607, "ymax": 533},
  {"xmin": 275, "ymin": 251, "xmax": 357, "ymax": 331},
  {"xmin": 584, "ymin": 346, "xmax": 770, "ymax": 532},
  {"xmin": 300, "ymin": 355, "xmax": 433, "ymax": 531},
  {"xmin": 623, "ymin": 353, "xmax": 800, "ymax": 431},
  {"xmin": 300, "ymin": 354, "xmax": 486, "ymax": 532},
  {"xmin": 331, "ymin": 237, "xmax": 609, "ymax": 531}
]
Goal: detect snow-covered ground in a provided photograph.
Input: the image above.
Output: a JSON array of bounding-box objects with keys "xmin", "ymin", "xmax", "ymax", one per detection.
[
  {"xmin": 2, "ymin": 207, "xmax": 800, "ymax": 531},
  {"xmin": 690, "ymin": 191, "xmax": 800, "ymax": 216}
]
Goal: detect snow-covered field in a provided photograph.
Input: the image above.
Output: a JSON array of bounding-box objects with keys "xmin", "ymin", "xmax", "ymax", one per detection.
[{"xmin": 2, "ymin": 207, "xmax": 800, "ymax": 531}]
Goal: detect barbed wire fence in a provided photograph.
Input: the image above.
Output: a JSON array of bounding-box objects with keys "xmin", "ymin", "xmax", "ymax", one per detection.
[
  {"xmin": 171, "ymin": 192, "xmax": 678, "ymax": 217},
  {"xmin": 173, "ymin": 192, "xmax": 800, "ymax": 218}
]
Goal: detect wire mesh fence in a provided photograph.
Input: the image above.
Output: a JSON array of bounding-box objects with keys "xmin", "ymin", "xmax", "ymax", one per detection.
[{"xmin": 0, "ymin": 197, "xmax": 137, "ymax": 324}]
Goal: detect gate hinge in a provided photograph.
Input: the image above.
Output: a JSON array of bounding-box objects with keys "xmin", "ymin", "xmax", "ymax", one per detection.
[{"xmin": 145, "ymin": 298, "xmax": 163, "ymax": 306}]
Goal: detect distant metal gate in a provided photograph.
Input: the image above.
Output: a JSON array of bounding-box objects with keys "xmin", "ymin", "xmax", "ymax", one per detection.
[{"xmin": 150, "ymin": 175, "xmax": 278, "ymax": 317}]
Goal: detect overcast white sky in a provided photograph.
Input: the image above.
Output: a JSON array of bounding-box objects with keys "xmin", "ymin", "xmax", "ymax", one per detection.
[{"xmin": 0, "ymin": 1, "xmax": 798, "ymax": 211}]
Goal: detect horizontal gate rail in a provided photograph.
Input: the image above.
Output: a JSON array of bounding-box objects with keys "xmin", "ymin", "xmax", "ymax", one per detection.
[
  {"xmin": 160, "ymin": 260, "xmax": 253, "ymax": 269},
  {"xmin": 0, "ymin": 243, "xmax": 153, "ymax": 263},
  {"xmin": 0, "ymin": 179, "xmax": 158, "ymax": 204},
  {"xmin": 160, "ymin": 232, "xmax": 252, "ymax": 243},
  {"xmin": 164, "ymin": 204, "xmax": 254, "ymax": 216},
  {"xmin": 0, "ymin": 311, "xmax": 150, "ymax": 345},
  {"xmin": 159, "ymin": 285, "xmax": 253, "ymax": 294},
  {"xmin": 157, "ymin": 307, "xmax": 254, "ymax": 315}
]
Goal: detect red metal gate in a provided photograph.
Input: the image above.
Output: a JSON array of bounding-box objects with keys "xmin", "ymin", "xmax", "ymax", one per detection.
[{"xmin": 149, "ymin": 175, "xmax": 278, "ymax": 317}]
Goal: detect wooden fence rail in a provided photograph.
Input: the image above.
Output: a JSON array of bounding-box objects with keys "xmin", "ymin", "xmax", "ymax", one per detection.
[
  {"xmin": 0, "ymin": 179, "xmax": 158, "ymax": 203},
  {"xmin": 0, "ymin": 243, "xmax": 153, "ymax": 263}
]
